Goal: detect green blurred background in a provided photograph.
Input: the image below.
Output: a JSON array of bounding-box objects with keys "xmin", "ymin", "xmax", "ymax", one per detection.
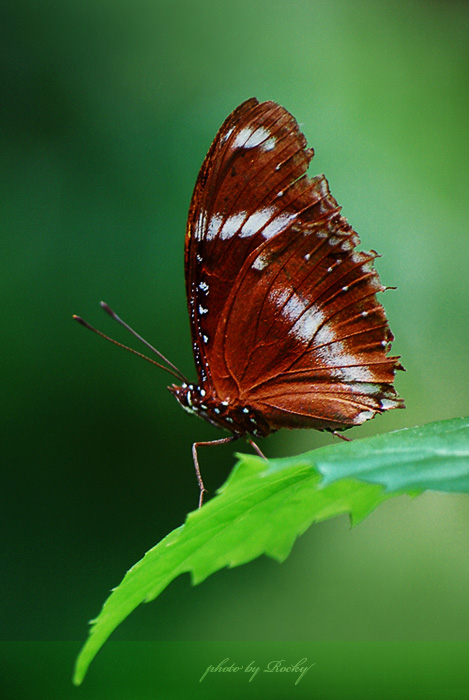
[{"xmin": 3, "ymin": 0, "xmax": 469, "ymax": 696}]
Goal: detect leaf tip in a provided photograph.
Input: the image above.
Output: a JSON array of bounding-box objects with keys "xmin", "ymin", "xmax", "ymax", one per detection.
[{"xmin": 72, "ymin": 664, "xmax": 85, "ymax": 686}]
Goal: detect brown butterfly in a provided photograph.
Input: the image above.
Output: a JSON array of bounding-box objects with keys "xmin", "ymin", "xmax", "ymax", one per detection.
[{"xmin": 75, "ymin": 98, "xmax": 405, "ymax": 506}]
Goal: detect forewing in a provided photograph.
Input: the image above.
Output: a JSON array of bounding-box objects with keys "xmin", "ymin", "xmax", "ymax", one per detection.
[{"xmin": 184, "ymin": 98, "xmax": 339, "ymax": 389}]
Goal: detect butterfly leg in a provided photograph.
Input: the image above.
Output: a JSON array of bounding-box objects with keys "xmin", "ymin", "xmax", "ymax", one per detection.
[
  {"xmin": 247, "ymin": 438, "xmax": 267, "ymax": 460},
  {"xmin": 192, "ymin": 436, "xmax": 238, "ymax": 508},
  {"xmin": 332, "ymin": 431, "xmax": 352, "ymax": 442}
]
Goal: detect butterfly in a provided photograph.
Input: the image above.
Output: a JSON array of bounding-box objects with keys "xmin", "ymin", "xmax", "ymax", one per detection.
[{"xmin": 75, "ymin": 98, "xmax": 405, "ymax": 507}]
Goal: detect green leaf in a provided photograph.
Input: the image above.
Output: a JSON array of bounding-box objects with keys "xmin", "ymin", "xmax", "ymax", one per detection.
[
  {"xmin": 312, "ymin": 416, "xmax": 469, "ymax": 492},
  {"xmin": 73, "ymin": 417, "xmax": 469, "ymax": 685}
]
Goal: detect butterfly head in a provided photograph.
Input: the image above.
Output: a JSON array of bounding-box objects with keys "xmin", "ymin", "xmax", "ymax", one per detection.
[
  {"xmin": 168, "ymin": 383, "xmax": 204, "ymax": 418},
  {"xmin": 168, "ymin": 383, "xmax": 273, "ymax": 439}
]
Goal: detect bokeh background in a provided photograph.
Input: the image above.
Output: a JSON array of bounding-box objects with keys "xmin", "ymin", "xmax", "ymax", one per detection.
[{"xmin": 3, "ymin": 0, "xmax": 469, "ymax": 696}]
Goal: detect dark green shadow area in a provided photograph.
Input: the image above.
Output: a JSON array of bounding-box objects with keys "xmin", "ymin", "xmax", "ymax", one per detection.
[{"xmin": 2, "ymin": 641, "xmax": 469, "ymax": 699}]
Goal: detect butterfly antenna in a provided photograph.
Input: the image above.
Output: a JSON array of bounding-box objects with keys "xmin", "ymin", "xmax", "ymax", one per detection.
[
  {"xmin": 98, "ymin": 302, "xmax": 188, "ymax": 382},
  {"xmin": 73, "ymin": 314, "xmax": 188, "ymax": 383}
]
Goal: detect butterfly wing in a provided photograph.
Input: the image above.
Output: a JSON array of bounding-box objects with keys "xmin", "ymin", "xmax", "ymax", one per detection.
[
  {"xmin": 185, "ymin": 98, "xmax": 328, "ymax": 390},
  {"xmin": 185, "ymin": 98, "xmax": 404, "ymax": 430},
  {"xmin": 220, "ymin": 209, "xmax": 404, "ymax": 431}
]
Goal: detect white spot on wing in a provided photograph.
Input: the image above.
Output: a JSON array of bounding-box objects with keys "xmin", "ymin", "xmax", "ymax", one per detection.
[
  {"xmin": 272, "ymin": 290, "xmax": 327, "ymax": 343},
  {"xmin": 292, "ymin": 307, "xmax": 325, "ymax": 343},
  {"xmin": 240, "ymin": 208, "xmax": 273, "ymax": 237},
  {"xmin": 314, "ymin": 324, "xmax": 336, "ymax": 346},
  {"xmin": 269, "ymin": 287, "xmax": 290, "ymax": 309},
  {"xmin": 262, "ymin": 211, "xmax": 297, "ymax": 239},
  {"xmin": 206, "ymin": 214, "xmax": 223, "ymax": 241},
  {"xmin": 262, "ymin": 136, "xmax": 276, "ymax": 151},
  {"xmin": 380, "ymin": 398, "xmax": 396, "ymax": 409},
  {"xmin": 314, "ymin": 340, "xmax": 379, "ymax": 382},
  {"xmin": 356, "ymin": 383, "xmax": 380, "ymax": 396},
  {"xmin": 221, "ymin": 126, "xmax": 234, "ymax": 143},
  {"xmin": 317, "ymin": 177, "xmax": 329, "ymax": 197},
  {"xmin": 220, "ymin": 212, "xmax": 247, "ymax": 240},
  {"xmin": 361, "ymin": 259, "xmax": 374, "ymax": 273},
  {"xmin": 194, "ymin": 211, "xmax": 207, "ymax": 241},
  {"xmin": 233, "ymin": 126, "xmax": 274, "ymax": 150},
  {"xmin": 340, "ymin": 238, "xmax": 353, "ymax": 251},
  {"xmin": 252, "ymin": 252, "xmax": 269, "ymax": 270},
  {"xmin": 356, "ymin": 410, "xmax": 375, "ymax": 423},
  {"xmin": 204, "ymin": 206, "xmax": 296, "ymax": 242}
]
